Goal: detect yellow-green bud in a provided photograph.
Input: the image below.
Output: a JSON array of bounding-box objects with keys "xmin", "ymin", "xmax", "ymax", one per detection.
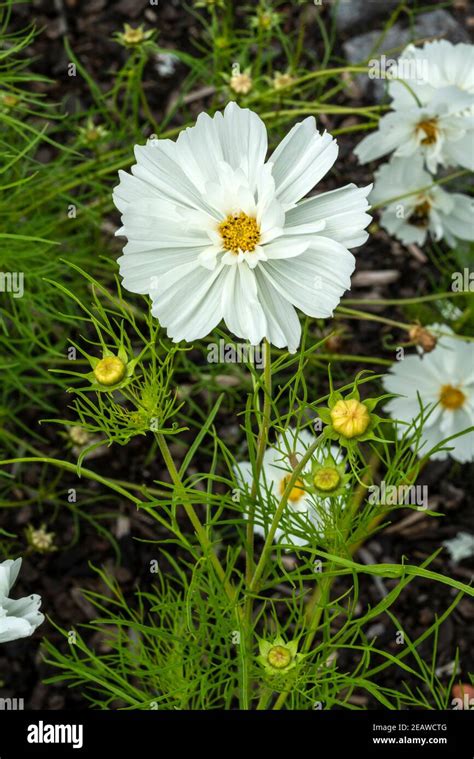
[
  {"xmin": 267, "ymin": 645, "xmax": 292, "ymax": 670},
  {"xmin": 313, "ymin": 466, "xmax": 341, "ymax": 493},
  {"xmin": 330, "ymin": 398, "xmax": 370, "ymax": 438},
  {"xmin": 93, "ymin": 356, "xmax": 126, "ymax": 386}
]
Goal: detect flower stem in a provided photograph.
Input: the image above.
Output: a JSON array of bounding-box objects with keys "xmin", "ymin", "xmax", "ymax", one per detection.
[
  {"xmin": 246, "ymin": 339, "xmax": 272, "ymax": 582},
  {"xmin": 243, "ymin": 338, "xmax": 272, "ymax": 708},
  {"xmin": 270, "ymin": 454, "xmax": 380, "ymax": 711},
  {"xmin": 249, "ymin": 434, "xmax": 324, "ymax": 594},
  {"xmin": 155, "ymin": 432, "xmax": 237, "ymax": 605}
]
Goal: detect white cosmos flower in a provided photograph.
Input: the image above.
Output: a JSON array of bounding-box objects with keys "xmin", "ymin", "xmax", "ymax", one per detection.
[
  {"xmin": 383, "ymin": 328, "xmax": 474, "ymax": 463},
  {"xmin": 0, "ymin": 558, "xmax": 44, "ymax": 644},
  {"xmin": 369, "ymin": 155, "xmax": 474, "ymax": 246},
  {"xmin": 354, "ymin": 88, "xmax": 474, "ymax": 173},
  {"xmin": 388, "ymin": 40, "xmax": 474, "ymax": 109},
  {"xmin": 113, "ymin": 102, "xmax": 371, "ymax": 353},
  {"xmin": 234, "ymin": 428, "xmax": 343, "ymax": 547}
]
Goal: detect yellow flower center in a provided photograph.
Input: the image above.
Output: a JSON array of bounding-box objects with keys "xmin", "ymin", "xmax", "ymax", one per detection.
[
  {"xmin": 279, "ymin": 474, "xmax": 305, "ymax": 502},
  {"xmin": 267, "ymin": 645, "xmax": 292, "ymax": 669},
  {"xmin": 417, "ymin": 119, "xmax": 438, "ymax": 145},
  {"xmin": 408, "ymin": 199, "xmax": 431, "ymax": 228},
  {"xmin": 218, "ymin": 212, "xmax": 260, "ymax": 253},
  {"xmin": 93, "ymin": 356, "xmax": 126, "ymax": 386},
  {"xmin": 330, "ymin": 399, "xmax": 370, "ymax": 439},
  {"xmin": 313, "ymin": 467, "xmax": 341, "ymax": 493},
  {"xmin": 439, "ymin": 384, "xmax": 465, "ymax": 410}
]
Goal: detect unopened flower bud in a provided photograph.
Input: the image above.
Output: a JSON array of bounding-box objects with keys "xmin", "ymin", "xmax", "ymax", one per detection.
[
  {"xmin": 408, "ymin": 325, "xmax": 437, "ymax": 353},
  {"xmin": 330, "ymin": 398, "xmax": 370, "ymax": 439},
  {"xmin": 313, "ymin": 466, "xmax": 341, "ymax": 493},
  {"xmin": 267, "ymin": 645, "xmax": 293, "ymax": 670},
  {"xmin": 230, "ymin": 72, "xmax": 252, "ymax": 94},
  {"xmin": 93, "ymin": 356, "xmax": 126, "ymax": 386}
]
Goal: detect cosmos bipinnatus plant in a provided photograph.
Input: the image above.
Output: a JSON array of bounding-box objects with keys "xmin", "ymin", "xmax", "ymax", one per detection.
[{"xmin": 38, "ymin": 104, "xmax": 474, "ymax": 711}]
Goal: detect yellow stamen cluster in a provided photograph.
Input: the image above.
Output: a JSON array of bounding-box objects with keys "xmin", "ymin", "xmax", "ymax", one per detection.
[
  {"xmin": 330, "ymin": 399, "xmax": 370, "ymax": 439},
  {"xmin": 279, "ymin": 474, "xmax": 305, "ymax": 502},
  {"xmin": 313, "ymin": 467, "xmax": 341, "ymax": 493},
  {"xmin": 417, "ymin": 119, "xmax": 438, "ymax": 145},
  {"xmin": 218, "ymin": 212, "xmax": 260, "ymax": 253},
  {"xmin": 408, "ymin": 199, "xmax": 431, "ymax": 228},
  {"xmin": 439, "ymin": 384, "xmax": 465, "ymax": 410},
  {"xmin": 267, "ymin": 645, "xmax": 292, "ymax": 669}
]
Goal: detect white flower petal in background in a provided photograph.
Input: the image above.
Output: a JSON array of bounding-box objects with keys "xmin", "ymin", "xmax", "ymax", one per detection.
[
  {"xmin": 443, "ymin": 531, "xmax": 474, "ymax": 563},
  {"xmin": 114, "ymin": 102, "xmax": 371, "ymax": 352},
  {"xmin": 369, "ymin": 155, "xmax": 474, "ymax": 247},
  {"xmin": 355, "ymin": 40, "xmax": 474, "ymax": 172},
  {"xmin": 388, "ymin": 40, "xmax": 474, "ymax": 110},
  {"xmin": 383, "ymin": 328, "xmax": 474, "ymax": 463},
  {"xmin": 234, "ymin": 428, "xmax": 343, "ymax": 547},
  {"xmin": 0, "ymin": 558, "xmax": 44, "ymax": 644}
]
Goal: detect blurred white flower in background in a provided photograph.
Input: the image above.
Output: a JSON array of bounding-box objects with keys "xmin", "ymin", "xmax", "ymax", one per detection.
[
  {"xmin": 383, "ymin": 328, "xmax": 474, "ymax": 463},
  {"xmin": 234, "ymin": 428, "xmax": 343, "ymax": 547},
  {"xmin": 388, "ymin": 40, "xmax": 474, "ymax": 107},
  {"xmin": 355, "ymin": 40, "xmax": 474, "ymax": 172},
  {"xmin": 0, "ymin": 558, "xmax": 44, "ymax": 644},
  {"xmin": 113, "ymin": 102, "xmax": 371, "ymax": 352},
  {"xmin": 355, "ymin": 90, "xmax": 474, "ymax": 173},
  {"xmin": 154, "ymin": 52, "xmax": 178, "ymax": 78},
  {"xmin": 443, "ymin": 531, "xmax": 474, "ymax": 563},
  {"xmin": 370, "ymin": 155, "xmax": 474, "ymax": 246}
]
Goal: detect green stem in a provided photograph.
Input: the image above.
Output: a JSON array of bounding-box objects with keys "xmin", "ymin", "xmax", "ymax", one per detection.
[
  {"xmin": 370, "ymin": 170, "xmax": 469, "ymax": 211},
  {"xmin": 243, "ymin": 338, "xmax": 272, "ymax": 708},
  {"xmin": 271, "ymin": 454, "xmax": 380, "ymax": 711},
  {"xmin": 246, "ymin": 339, "xmax": 272, "ymax": 583},
  {"xmin": 336, "ymin": 305, "xmax": 410, "ymax": 331},
  {"xmin": 155, "ymin": 432, "xmax": 236, "ymax": 605},
  {"xmin": 249, "ymin": 434, "xmax": 324, "ymax": 594}
]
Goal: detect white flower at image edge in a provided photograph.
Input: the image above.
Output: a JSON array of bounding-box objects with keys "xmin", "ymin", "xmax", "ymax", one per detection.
[
  {"xmin": 113, "ymin": 103, "xmax": 371, "ymax": 352},
  {"xmin": 383, "ymin": 328, "xmax": 474, "ymax": 463},
  {"xmin": 355, "ymin": 40, "xmax": 474, "ymax": 173},
  {"xmin": 370, "ymin": 155, "xmax": 474, "ymax": 246},
  {"xmin": 354, "ymin": 88, "xmax": 474, "ymax": 173},
  {"xmin": 443, "ymin": 531, "xmax": 474, "ymax": 563},
  {"xmin": 388, "ymin": 40, "xmax": 474, "ymax": 109},
  {"xmin": 234, "ymin": 428, "xmax": 343, "ymax": 547},
  {"xmin": 0, "ymin": 558, "xmax": 44, "ymax": 644}
]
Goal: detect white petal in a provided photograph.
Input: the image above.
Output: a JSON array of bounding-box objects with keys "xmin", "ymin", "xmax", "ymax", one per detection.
[
  {"xmin": 354, "ymin": 113, "xmax": 413, "ymax": 164},
  {"xmin": 269, "ymin": 117, "xmax": 338, "ymax": 207},
  {"xmin": 118, "ymin": 246, "xmax": 203, "ymax": 294},
  {"xmin": 254, "ymin": 269, "xmax": 301, "ymax": 352},
  {"xmin": 151, "ymin": 262, "xmax": 226, "ymax": 342},
  {"xmin": 285, "ymin": 183, "xmax": 372, "ymax": 248},
  {"xmin": 259, "ymin": 238, "xmax": 355, "ymax": 318},
  {"xmin": 221, "ymin": 265, "xmax": 267, "ymax": 345},
  {"xmin": 440, "ymin": 193, "xmax": 474, "ymax": 242},
  {"xmin": 216, "ymin": 102, "xmax": 268, "ymax": 190}
]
